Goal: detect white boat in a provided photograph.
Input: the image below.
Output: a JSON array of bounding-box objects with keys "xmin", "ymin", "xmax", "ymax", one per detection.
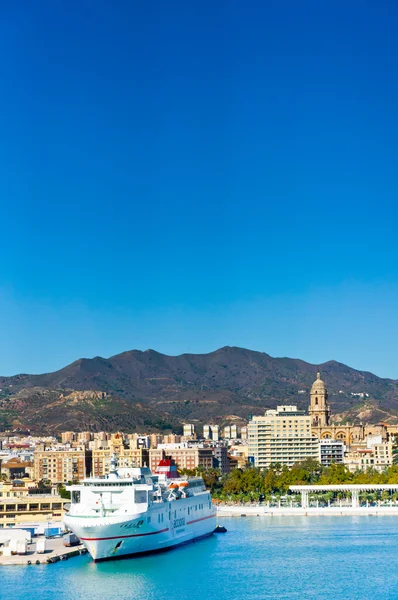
[{"xmin": 64, "ymin": 456, "xmax": 217, "ymax": 561}]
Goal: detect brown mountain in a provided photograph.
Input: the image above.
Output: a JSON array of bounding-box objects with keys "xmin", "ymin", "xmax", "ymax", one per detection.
[{"xmin": 0, "ymin": 346, "xmax": 397, "ymax": 434}]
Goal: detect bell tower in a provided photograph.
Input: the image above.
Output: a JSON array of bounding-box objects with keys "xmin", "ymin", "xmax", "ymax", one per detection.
[{"xmin": 309, "ymin": 370, "xmax": 330, "ymax": 427}]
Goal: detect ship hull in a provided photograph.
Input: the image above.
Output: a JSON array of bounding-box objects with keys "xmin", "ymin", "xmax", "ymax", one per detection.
[
  {"xmin": 92, "ymin": 531, "xmax": 214, "ymax": 562},
  {"xmin": 64, "ymin": 512, "xmax": 216, "ymax": 561}
]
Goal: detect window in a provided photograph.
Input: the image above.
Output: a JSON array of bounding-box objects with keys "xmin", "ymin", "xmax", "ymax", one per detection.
[{"xmin": 134, "ymin": 490, "xmax": 147, "ymax": 504}]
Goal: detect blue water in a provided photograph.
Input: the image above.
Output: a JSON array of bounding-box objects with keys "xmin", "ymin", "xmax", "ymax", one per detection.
[{"xmin": 4, "ymin": 516, "xmax": 398, "ymax": 599}]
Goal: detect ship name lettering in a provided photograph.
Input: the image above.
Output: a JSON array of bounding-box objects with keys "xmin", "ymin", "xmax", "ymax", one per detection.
[
  {"xmin": 121, "ymin": 519, "xmax": 144, "ymax": 530},
  {"xmin": 174, "ymin": 517, "xmax": 185, "ymax": 528}
]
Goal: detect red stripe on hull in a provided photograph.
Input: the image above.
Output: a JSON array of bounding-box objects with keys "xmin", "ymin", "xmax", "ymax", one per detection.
[
  {"xmin": 187, "ymin": 514, "xmax": 216, "ymax": 525},
  {"xmin": 81, "ymin": 527, "xmax": 169, "ymax": 541},
  {"xmin": 93, "ymin": 531, "xmax": 214, "ymax": 562}
]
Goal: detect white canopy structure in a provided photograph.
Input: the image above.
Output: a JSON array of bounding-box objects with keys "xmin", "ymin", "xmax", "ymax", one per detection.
[{"xmin": 290, "ymin": 484, "xmax": 398, "ymax": 508}]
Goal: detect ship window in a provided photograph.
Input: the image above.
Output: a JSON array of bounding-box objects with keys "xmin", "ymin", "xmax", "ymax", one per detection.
[
  {"xmin": 147, "ymin": 516, "xmax": 151, "ymax": 524},
  {"xmin": 134, "ymin": 490, "xmax": 147, "ymax": 504},
  {"xmin": 72, "ymin": 491, "xmax": 80, "ymax": 504}
]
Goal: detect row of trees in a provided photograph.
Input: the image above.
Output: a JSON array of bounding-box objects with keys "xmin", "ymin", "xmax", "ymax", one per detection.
[
  {"xmin": 181, "ymin": 459, "xmax": 398, "ymax": 503},
  {"xmin": 51, "ymin": 460, "xmax": 398, "ymax": 504}
]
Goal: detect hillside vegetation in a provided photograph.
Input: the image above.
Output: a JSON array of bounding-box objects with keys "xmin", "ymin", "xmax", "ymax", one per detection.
[{"xmin": 0, "ymin": 346, "xmax": 397, "ymax": 433}]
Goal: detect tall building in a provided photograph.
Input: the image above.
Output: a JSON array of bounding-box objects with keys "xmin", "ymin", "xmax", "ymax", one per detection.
[
  {"xmin": 248, "ymin": 405, "xmax": 319, "ymax": 468},
  {"xmin": 183, "ymin": 424, "xmax": 196, "ymax": 439},
  {"xmin": 203, "ymin": 424, "xmax": 219, "ymax": 441},
  {"xmin": 61, "ymin": 432, "xmax": 75, "ymax": 444},
  {"xmin": 34, "ymin": 449, "xmax": 91, "ymax": 484},
  {"xmin": 213, "ymin": 446, "xmax": 230, "ymax": 474},
  {"xmin": 77, "ymin": 432, "xmax": 92, "ymax": 444},
  {"xmin": 309, "ymin": 371, "xmax": 330, "ymax": 427},
  {"xmin": 149, "ymin": 433, "xmax": 163, "ymax": 448},
  {"xmin": 223, "ymin": 425, "xmax": 238, "ymax": 439},
  {"xmin": 309, "ymin": 371, "xmax": 398, "ymax": 446}
]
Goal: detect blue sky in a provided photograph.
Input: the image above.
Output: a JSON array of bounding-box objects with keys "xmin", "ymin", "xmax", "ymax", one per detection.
[{"xmin": 1, "ymin": 1, "xmax": 398, "ymax": 378}]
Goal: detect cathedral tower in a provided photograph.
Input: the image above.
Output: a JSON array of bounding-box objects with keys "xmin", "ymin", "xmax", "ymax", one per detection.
[{"xmin": 309, "ymin": 370, "xmax": 330, "ymax": 427}]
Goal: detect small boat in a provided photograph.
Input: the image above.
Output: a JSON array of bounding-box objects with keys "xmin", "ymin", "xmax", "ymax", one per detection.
[{"xmin": 214, "ymin": 525, "xmax": 227, "ymax": 533}]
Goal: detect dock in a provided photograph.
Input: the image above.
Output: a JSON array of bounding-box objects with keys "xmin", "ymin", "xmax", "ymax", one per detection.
[{"xmin": 0, "ymin": 536, "xmax": 87, "ymax": 566}]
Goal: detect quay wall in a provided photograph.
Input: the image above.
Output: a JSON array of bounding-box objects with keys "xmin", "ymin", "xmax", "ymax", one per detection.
[{"xmin": 217, "ymin": 505, "xmax": 398, "ymax": 517}]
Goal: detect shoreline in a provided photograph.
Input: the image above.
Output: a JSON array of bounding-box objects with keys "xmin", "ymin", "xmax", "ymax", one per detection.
[{"xmin": 216, "ymin": 505, "xmax": 398, "ymax": 517}]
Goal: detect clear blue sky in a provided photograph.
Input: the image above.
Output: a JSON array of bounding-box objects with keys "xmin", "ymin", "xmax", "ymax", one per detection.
[{"xmin": 1, "ymin": 1, "xmax": 398, "ymax": 378}]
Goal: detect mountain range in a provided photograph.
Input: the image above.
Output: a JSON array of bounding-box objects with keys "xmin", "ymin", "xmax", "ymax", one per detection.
[{"xmin": 0, "ymin": 346, "xmax": 397, "ymax": 434}]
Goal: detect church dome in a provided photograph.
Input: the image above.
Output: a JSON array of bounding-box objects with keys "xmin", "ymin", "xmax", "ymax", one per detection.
[{"xmin": 311, "ymin": 370, "xmax": 326, "ymax": 393}]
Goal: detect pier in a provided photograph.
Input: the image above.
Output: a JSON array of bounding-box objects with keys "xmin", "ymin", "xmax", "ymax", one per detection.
[{"xmin": 0, "ymin": 536, "xmax": 87, "ymax": 566}]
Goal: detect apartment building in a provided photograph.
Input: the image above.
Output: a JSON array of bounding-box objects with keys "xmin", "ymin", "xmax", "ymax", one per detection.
[
  {"xmin": 92, "ymin": 447, "xmax": 149, "ymax": 476},
  {"xmin": 213, "ymin": 446, "xmax": 230, "ymax": 474},
  {"xmin": 344, "ymin": 438, "xmax": 393, "ymax": 473},
  {"xmin": 248, "ymin": 405, "xmax": 319, "ymax": 468},
  {"xmin": 34, "ymin": 448, "xmax": 91, "ymax": 484},
  {"xmin": 182, "ymin": 424, "xmax": 196, "ymax": 440},
  {"xmin": 91, "ymin": 432, "xmax": 149, "ymax": 476},
  {"xmin": 203, "ymin": 424, "xmax": 220, "ymax": 441},
  {"xmin": 223, "ymin": 425, "xmax": 238, "ymax": 439},
  {"xmin": 319, "ymin": 439, "xmax": 345, "ymax": 466},
  {"xmin": 149, "ymin": 447, "xmax": 213, "ymax": 472}
]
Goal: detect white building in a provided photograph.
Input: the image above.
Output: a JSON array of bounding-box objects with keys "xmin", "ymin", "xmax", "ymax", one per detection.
[
  {"xmin": 319, "ymin": 439, "xmax": 345, "ymax": 466},
  {"xmin": 183, "ymin": 424, "xmax": 195, "ymax": 438},
  {"xmin": 248, "ymin": 405, "xmax": 319, "ymax": 468},
  {"xmin": 223, "ymin": 425, "xmax": 238, "ymax": 439},
  {"xmin": 203, "ymin": 424, "xmax": 219, "ymax": 441}
]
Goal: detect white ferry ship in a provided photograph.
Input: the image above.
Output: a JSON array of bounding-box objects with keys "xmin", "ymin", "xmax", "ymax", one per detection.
[{"xmin": 64, "ymin": 456, "xmax": 217, "ymax": 561}]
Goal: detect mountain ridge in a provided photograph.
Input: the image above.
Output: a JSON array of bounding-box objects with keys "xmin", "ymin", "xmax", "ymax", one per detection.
[{"xmin": 0, "ymin": 346, "xmax": 397, "ymax": 433}]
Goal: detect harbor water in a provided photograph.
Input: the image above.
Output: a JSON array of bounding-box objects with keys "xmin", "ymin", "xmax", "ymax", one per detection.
[{"xmin": 3, "ymin": 516, "xmax": 398, "ymax": 599}]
